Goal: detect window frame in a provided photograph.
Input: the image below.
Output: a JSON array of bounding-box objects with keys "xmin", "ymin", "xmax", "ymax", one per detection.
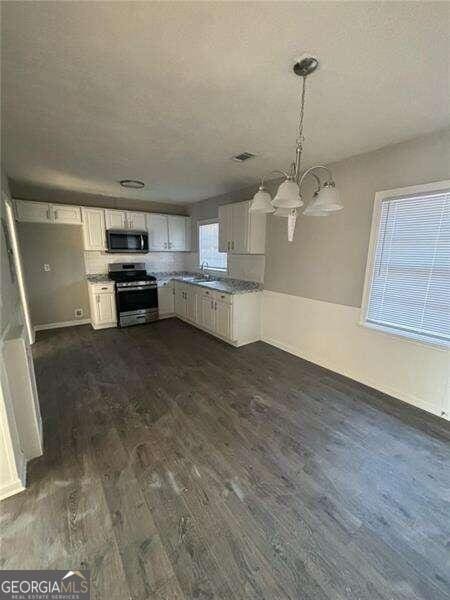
[
  {"xmin": 197, "ymin": 218, "xmax": 228, "ymax": 273},
  {"xmin": 360, "ymin": 179, "xmax": 450, "ymax": 350}
]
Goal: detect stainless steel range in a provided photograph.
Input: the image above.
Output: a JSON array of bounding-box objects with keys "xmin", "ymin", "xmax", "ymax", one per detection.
[{"xmin": 108, "ymin": 263, "xmax": 158, "ymax": 327}]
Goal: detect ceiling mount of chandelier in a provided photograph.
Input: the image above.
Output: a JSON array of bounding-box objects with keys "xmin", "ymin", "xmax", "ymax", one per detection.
[{"xmin": 249, "ymin": 56, "xmax": 343, "ymax": 241}]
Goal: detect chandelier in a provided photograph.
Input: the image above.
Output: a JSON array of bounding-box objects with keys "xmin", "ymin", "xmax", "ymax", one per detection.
[{"xmin": 249, "ymin": 56, "xmax": 343, "ymax": 241}]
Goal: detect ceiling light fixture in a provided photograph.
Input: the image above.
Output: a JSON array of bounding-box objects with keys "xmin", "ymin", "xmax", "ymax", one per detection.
[
  {"xmin": 249, "ymin": 56, "xmax": 343, "ymax": 240},
  {"xmin": 119, "ymin": 179, "xmax": 145, "ymax": 189}
]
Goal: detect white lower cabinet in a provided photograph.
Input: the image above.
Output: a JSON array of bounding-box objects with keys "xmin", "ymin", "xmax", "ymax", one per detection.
[
  {"xmin": 158, "ymin": 281, "xmax": 175, "ymax": 318},
  {"xmin": 215, "ymin": 299, "xmax": 232, "ymax": 339},
  {"xmin": 201, "ymin": 295, "xmax": 216, "ymax": 331},
  {"xmin": 88, "ymin": 283, "xmax": 117, "ymax": 329},
  {"xmin": 174, "ymin": 281, "xmax": 261, "ymax": 346}
]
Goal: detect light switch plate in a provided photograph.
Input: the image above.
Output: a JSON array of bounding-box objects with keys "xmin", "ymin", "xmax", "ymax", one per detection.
[{"xmin": 43, "ymin": 264, "xmax": 51, "ymax": 272}]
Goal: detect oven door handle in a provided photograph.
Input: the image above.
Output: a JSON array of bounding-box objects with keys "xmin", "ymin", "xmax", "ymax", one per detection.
[
  {"xmin": 117, "ymin": 285, "xmax": 154, "ymax": 292},
  {"xmin": 140, "ymin": 235, "xmax": 144, "ymax": 251}
]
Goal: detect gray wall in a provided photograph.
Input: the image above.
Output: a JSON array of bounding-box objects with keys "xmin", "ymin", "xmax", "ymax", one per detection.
[
  {"xmin": 1, "ymin": 171, "xmax": 22, "ymax": 335},
  {"xmin": 264, "ymin": 128, "xmax": 450, "ymax": 307},
  {"xmin": 18, "ymin": 222, "xmax": 90, "ymax": 326}
]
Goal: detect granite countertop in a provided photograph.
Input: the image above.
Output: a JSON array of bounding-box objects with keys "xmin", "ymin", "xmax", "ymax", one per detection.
[
  {"xmin": 86, "ymin": 274, "xmax": 112, "ymax": 284},
  {"xmin": 86, "ymin": 271, "xmax": 262, "ymax": 295},
  {"xmin": 168, "ymin": 274, "xmax": 262, "ymax": 295}
]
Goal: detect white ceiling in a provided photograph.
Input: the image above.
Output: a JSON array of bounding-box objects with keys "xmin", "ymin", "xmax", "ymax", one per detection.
[{"xmin": 2, "ymin": 1, "xmax": 449, "ymax": 205}]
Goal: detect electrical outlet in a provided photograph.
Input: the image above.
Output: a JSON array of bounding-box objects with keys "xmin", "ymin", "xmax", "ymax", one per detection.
[
  {"xmin": 75, "ymin": 308, "xmax": 83, "ymax": 318},
  {"xmin": 43, "ymin": 264, "xmax": 51, "ymax": 272}
]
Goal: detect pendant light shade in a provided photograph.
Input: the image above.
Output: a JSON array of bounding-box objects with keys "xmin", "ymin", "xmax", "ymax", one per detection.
[
  {"xmin": 272, "ymin": 179, "xmax": 303, "ymax": 209},
  {"xmin": 249, "ymin": 187, "xmax": 275, "ymax": 213},
  {"xmin": 312, "ymin": 183, "xmax": 343, "ymax": 212},
  {"xmin": 273, "ymin": 206, "xmax": 291, "ymax": 217}
]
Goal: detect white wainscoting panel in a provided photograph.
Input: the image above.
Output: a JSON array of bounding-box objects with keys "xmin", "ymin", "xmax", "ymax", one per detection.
[{"xmin": 262, "ymin": 290, "xmax": 450, "ymax": 419}]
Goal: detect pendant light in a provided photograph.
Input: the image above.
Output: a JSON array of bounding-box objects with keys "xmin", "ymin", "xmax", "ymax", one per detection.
[{"xmin": 249, "ymin": 56, "xmax": 342, "ymax": 239}]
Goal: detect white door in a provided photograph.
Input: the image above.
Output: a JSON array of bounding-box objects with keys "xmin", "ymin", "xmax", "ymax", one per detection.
[
  {"xmin": 215, "ymin": 300, "xmax": 232, "ymax": 339},
  {"xmin": 186, "ymin": 287, "xmax": 197, "ymax": 323},
  {"xmin": 52, "ymin": 204, "xmax": 82, "ymax": 225},
  {"xmin": 168, "ymin": 215, "xmax": 187, "ymax": 251},
  {"xmin": 157, "ymin": 283, "xmax": 175, "ymax": 317},
  {"xmin": 174, "ymin": 283, "xmax": 187, "ymax": 317},
  {"xmin": 201, "ymin": 295, "xmax": 215, "ymax": 331},
  {"xmin": 105, "ymin": 210, "xmax": 127, "ymax": 230},
  {"xmin": 231, "ymin": 202, "xmax": 249, "ymax": 254},
  {"xmin": 127, "ymin": 211, "xmax": 147, "ymax": 231},
  {"xmin": 147, "ymin": 214, "xmax": 169, "ymax": 250},
  {"xmin": 15, "ymin": 200, "xmax": 52, "ymax": 223},
  {"xmin": 218, "ymin": 205, "xmax": 231, "ymax": 253},
  {"xmin": 96, "ymin": 293, "xmax": 116, "ymax": 324},
  {"xmin": 82, "ymin": 208, "xmax": 106, "ymax": 250}
]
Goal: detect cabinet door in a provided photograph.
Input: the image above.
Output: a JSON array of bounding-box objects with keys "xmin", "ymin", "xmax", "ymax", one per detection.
[
  {"xmin": 105, "ymin": 210, "xmax": 127, "ymax": 230},
  {"xmin": 157, "ymin": 283, "xmax": 175, "ymax": 316},
  {"xmin": 52, "ymin": 204, "xmax": 82, "ymax": 225},
  {"xmin": 127, "ymin": 211, "xmax": 147, "ymax": 231},
  {"xmin": 215, "ymin": 300, "xmax": 232, "ymax": 339},
  {"xmin": 95, "ymin": 293, "xmax": 116, "ymax": 324},
  {"xmin": 15, "ymin": 200, "xmax": 52, "ymax": 223},
  {"xmin": 82, "ymin": 208, "xmax": 106, "ymax": 250},
  {"xmin": 174, "ymin": 283, "xmax": 187, "ymax": 317},
  {"xmin": 186, "ymin": 287, "xmax": 197, "ymax": 323},
  {"xmin": 201, "ymin": 295, "xmax": 215, "ymax": 331},
  {"xmin": 168, "ymin": 215, "xmax": 187, "ymax": 251},
  {"xmin": 147, "ymin": 214, "xmax": 169, "ymax": 250},
  {"xmin": 231, "ymin": 202, "xmax": 249, "ymax": 253},
  {"xmin": 218, "ymin": 205, "xmax": 231, "ymax": 252}
]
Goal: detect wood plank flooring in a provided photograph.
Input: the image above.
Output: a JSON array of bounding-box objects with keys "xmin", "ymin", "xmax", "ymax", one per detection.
[{"xmin": 1, "ymin": 318, "xmax": 450, "ymax": 599}]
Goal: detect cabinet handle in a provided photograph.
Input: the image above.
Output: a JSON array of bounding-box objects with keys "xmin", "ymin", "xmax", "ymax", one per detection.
[
  {"xmin": 227, "ymin": 241, "xmax": 230, "ymax": 251},
  {"xmin": 96, "ymin": 294, "xmax": 100, "ymax": 304},
  {"xmin": 47, "ymin": 208, "xmax": 51, "ymax": 220},
  {"xmin": 211, "ymin": 300, "xmax": 214, "ymax": 309},
  {"xmin": 214, "ymin": 301, "xmax": 217, "ymax": 310},
  {"xmin": 231, "ymin": 240, "xmax": 234, "ymax": 250},
  {"xmin": 205, "ymin": 291, "xmax": 209, "ymax": 295},
  {"xmin": 54, "ymin": 209, "xmax": 58, "ymax": 220},
  {"xmin": 101, "ymin": 287, "xmax": 108, "ymax": 290}
]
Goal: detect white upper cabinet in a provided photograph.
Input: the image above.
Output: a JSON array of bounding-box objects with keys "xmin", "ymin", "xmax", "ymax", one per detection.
[
  {"xmin": 16, "ymin": 200, "xmax": 52, "ymax": 223},
  {"xmin": 105, "ymin": 209, "xmax": 127, "ymax": 230},
  {"xmin": 218, "ymin": 205, "xmax": 232, "ymax": 252},
  {"xmin": 168, "ymin": 215, "xmax": 187, "ymax": 251},
  {"xmin": 218, "ymin": 200, "xmax": 266, "ymax": 254},
  {"xmin": 105, "ymin": 209, "xmax": 147, "ymax": 231},
  {"xmin": 15, "ymin": 200, "xmax": 81, "ymax": 225},
  {"xmin": 147, "ymin": 214, "xmax": 169, "ymax": 250},
  {"xmin": 147, "ymin": 214, "xmax": 191, "ymax": 251},
  {"xmin": 52, "ymin": 204, "xmax": 82, "ymax": 225},
  {"xmin": 82, "ymin": 207, "xmax": 106, "ymax": 251},
  {"xmin": 127, "ymin": 211, "xmax": 146, "ymax": 231}
]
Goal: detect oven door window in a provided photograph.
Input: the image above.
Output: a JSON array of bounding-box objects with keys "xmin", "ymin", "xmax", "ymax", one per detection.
[
  {"xmin": 109, "ymin": 232, "xmax": 142, "ymax": 251},
  {"xmin": 117, "ymin": 287, "xmax": 158, "ymax": 314}
]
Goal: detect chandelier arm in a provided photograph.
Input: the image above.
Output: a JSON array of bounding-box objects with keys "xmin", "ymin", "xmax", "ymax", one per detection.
[
  {"xmin": 260, "ymin": 169, "xmax": 290, "ymax": 188},
  {"xmin": 298, "ymin": 165, "xmax": 333, "ymax": 191}
]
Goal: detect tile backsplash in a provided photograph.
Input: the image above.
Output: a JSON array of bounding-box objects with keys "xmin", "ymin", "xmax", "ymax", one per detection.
[
  {"xmin": 84, "ymin": 251, "xmax": 186, "ymax": 275},
  {"xmin": 84, "ymin": 250, "xmax": 265, "ymax": 283},
  {"xmin": 184, "ymin": 252, "xmax": 265, "ymax": 283}
]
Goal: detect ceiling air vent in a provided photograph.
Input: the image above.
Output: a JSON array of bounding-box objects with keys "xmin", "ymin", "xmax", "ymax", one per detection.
[{"xmin": 232, "ymin": 152, "xmax": 257, "ymax": 163}]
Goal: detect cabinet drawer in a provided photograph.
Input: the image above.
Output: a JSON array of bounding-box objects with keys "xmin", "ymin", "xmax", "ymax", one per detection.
[
  {"xmin": 90, "ymin": 283, "xmax": 115, "ymax": 294},
  {"xmin": 214, "ymin": 291, "xmax": 232, "ymax": 305}
]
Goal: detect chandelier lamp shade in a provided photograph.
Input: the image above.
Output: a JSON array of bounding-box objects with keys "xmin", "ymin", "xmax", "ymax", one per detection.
[{"xmin": 249, "ymin": 56, "xmax": 343, "ymax": 240}]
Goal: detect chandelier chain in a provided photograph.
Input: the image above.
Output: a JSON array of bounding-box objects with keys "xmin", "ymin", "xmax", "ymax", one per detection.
[{"xmin": 297, "ymin": 75, "xmax": 307, "ymax": 145}]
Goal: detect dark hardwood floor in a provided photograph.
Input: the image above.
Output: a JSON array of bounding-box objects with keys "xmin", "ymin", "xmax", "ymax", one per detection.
[{"xmin": 1, "ymin": 319, "xmax": 450, "ymax": 599}]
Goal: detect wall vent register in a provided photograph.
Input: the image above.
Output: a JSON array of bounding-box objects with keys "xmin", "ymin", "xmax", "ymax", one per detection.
[{"xmin": 362, "ymin": 184, "xmax": 450, "ymax": 346}]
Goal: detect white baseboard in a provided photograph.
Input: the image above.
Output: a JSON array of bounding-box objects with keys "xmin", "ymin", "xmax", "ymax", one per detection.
[
  {"xmin": 0, "ymin": 455, "xmax": 26, "ymax": 501},
  {"xmin": 262, "ymin": 334, "xmax": 444, "ymax": 419},
  {"xmin": 261, "ymin": 290, "xmax": 450, "ymax": 420},
  {"xmin": 34, "ymin": 319, "xmax": 91, "ymax": 332}
]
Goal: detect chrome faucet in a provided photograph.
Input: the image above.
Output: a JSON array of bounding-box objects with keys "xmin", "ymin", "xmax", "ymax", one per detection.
[{"xmin": 200, "ymin": 260, "xmax": 209, "ymax": 271}]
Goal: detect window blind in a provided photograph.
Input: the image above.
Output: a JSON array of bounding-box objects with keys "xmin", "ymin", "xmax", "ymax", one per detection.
[
  {"xmin": 198, "ymin": 222, "xmax": 227, "ymax": 270},
  {"xmin": 366, "ymin": 190, "xmax": 450, "ymax": 345}
]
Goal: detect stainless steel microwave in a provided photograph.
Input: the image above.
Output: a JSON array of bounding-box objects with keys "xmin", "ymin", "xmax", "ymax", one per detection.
[{"xmin": 106, "ymin": 229, "xmax": 149, "ymax": 253}]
